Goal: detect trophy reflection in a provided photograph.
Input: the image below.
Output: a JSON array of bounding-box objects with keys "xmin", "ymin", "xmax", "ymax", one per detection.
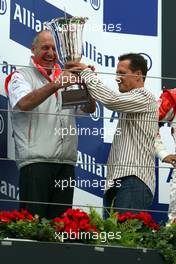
[{"xmin": 45, "ymin": 16, "xmax": 89, "ymax": 108}]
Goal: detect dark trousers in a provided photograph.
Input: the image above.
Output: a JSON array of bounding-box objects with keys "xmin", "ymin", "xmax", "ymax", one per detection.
[
  {"xmin": 19, "ymin": 163, "xmax": 75, "ymax": 219},
  {"xmin": 104, "ymin": 175, "xmax": 153, "ymax": 214}
]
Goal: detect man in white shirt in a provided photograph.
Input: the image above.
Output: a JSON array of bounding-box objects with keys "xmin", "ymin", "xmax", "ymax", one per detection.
[
  {"xmin": 5, "ymin": 30, "xmax": 95, "ymax": 219},
  {"xmin": 155, "ymin": 88, "xmax": 176, "ymax": 220}
]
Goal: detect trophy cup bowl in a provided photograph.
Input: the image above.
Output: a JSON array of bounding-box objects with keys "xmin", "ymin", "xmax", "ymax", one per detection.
[{"xmin": 44, "ymin": 16, "xmax": 89, "ymax": 108}]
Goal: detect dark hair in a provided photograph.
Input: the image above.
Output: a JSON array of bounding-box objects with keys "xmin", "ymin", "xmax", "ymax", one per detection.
[{"xmin": 118, "ymin": 53, "xmax": 148, "ymax": 81}]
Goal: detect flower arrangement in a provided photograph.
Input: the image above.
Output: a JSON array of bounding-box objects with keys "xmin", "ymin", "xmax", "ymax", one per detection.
[
  {"xmin": 0, "ymin": 208, "xmax": 176, "ymax": 263},
  {"xmin": 0, "ymin": 210, "xmax": 55, "ymax": 241}
]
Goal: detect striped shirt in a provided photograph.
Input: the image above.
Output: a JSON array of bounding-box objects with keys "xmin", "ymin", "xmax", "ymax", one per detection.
[{"xmin": 81, "ymin": 70, "xmax": 158, "ymax": 194}]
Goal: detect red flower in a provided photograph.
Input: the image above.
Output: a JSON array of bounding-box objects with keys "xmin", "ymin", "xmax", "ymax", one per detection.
[
  {"xmin": 0, "ymin": 209, "xmax": 33, "ymax": 223},
  {"xmin": 53, "ymin": 208, "xmax": 97, "ymax": 239},
  {"xmin": 117, "ymin": 213, "xmax": 126, "ymax": 222},
  {"xmin": 115, "ymin": 211, "xmax": 160, "ymax": 230}
]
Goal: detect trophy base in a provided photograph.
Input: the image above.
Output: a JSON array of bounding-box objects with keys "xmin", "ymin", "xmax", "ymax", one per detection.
[{"xmin": 61, "ymin": 87, "xmax": 89, "ymax": 108}]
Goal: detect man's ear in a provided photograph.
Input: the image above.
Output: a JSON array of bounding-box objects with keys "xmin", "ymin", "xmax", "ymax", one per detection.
[{"xmin": 136, "ymin": 70, "xmax": 142, "ymax": 80}]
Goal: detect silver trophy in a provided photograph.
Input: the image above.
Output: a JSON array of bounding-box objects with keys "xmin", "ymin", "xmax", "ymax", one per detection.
[{"xmin": 45, "ymin": 16, "xmax": 89, "ymax": 108}]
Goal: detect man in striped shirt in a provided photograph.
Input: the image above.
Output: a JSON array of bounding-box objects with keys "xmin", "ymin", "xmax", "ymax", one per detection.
[{"xmin": 66, "ymin": 53, "xmax": 158, "ymax": 213}]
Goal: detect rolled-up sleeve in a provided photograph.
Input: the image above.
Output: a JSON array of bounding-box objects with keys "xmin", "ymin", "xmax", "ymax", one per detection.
[{"xmin": 80, "ymin": 70, "xmax": 152, "ymax": 113}]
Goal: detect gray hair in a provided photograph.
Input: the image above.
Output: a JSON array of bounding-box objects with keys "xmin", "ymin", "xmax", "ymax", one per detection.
[{"xmin": 31, "ymin": 30, "xmax": 50, "ymax": 48}]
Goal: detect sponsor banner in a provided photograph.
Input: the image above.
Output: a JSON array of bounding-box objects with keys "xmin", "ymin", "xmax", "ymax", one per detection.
[
  {"xmin": 10, "ymin": 0, "xmax": 70, "ymax": 49},
  {"xmin": 89, "ymin": 0, "xmax": 101, "ymax": 11},
  {"xmin": 103, "ymin": 0, "xmax": 158, "ymax": 36},
  {"xmin": 76, "ymin": 102, "xmax": 110, "ymax": 197},
  {"xmin": 0, "ymin": 0, "xmax": 7, "ymax": 14},
  {"xmin": 0, "ymin": 0, "xmax": 169, "ymax": 224},
  {"xmin": 83, "ymin": 40, "xmax": 116, "ymax": 69},
  {"xmin": 0, "ymin": 95, "xmax": 8, "ymax": 158},
  {"xmin": 0, "ymin": 160, "xmax": 19, "ymax": 211}
]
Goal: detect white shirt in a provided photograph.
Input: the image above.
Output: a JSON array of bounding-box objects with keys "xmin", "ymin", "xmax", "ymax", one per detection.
[{"xmin": 8, "ymin": 72, "xmax": 33, "ymax": 109}]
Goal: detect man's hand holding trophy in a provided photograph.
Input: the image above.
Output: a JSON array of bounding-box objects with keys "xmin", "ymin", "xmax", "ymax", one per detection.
[{"xmin": 45, "ymin": 16, "xmax": 95, "ymax": 112}]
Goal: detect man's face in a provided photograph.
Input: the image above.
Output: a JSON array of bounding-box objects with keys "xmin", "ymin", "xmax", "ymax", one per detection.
[
  {"xmin": 31, "ymin": 31, "xmax": 57, "ymax": 73},
  {"xmin": 116, "ymin": 60, "xmax": 140, "ymax": 93}
]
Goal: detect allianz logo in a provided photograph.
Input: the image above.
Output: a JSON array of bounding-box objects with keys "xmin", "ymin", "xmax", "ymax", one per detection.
[
  {"xmin": 0, "ymin": 114, "xmax": 4, "ymax": 134},
  {"xmin": 0, "ymin": 180, "xmax": 19, "ymax": 200},
  {"xmin": 139, "ymin": 53, "xmax": 152, "ymax": 71},
  {"xmin": 90, "ymin": 102, "xmax": 101, "ymax": 121},
  {"xmin": 13, "ymin": 3, "xmax": 45, "ymax": 32},
  {"xmin": 0, "ymin": 0, "xmax": 7, "ymax": 15},
  {"xmin": 84, "ymin": 0, "xmax": 101, "ymax": 10}
]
